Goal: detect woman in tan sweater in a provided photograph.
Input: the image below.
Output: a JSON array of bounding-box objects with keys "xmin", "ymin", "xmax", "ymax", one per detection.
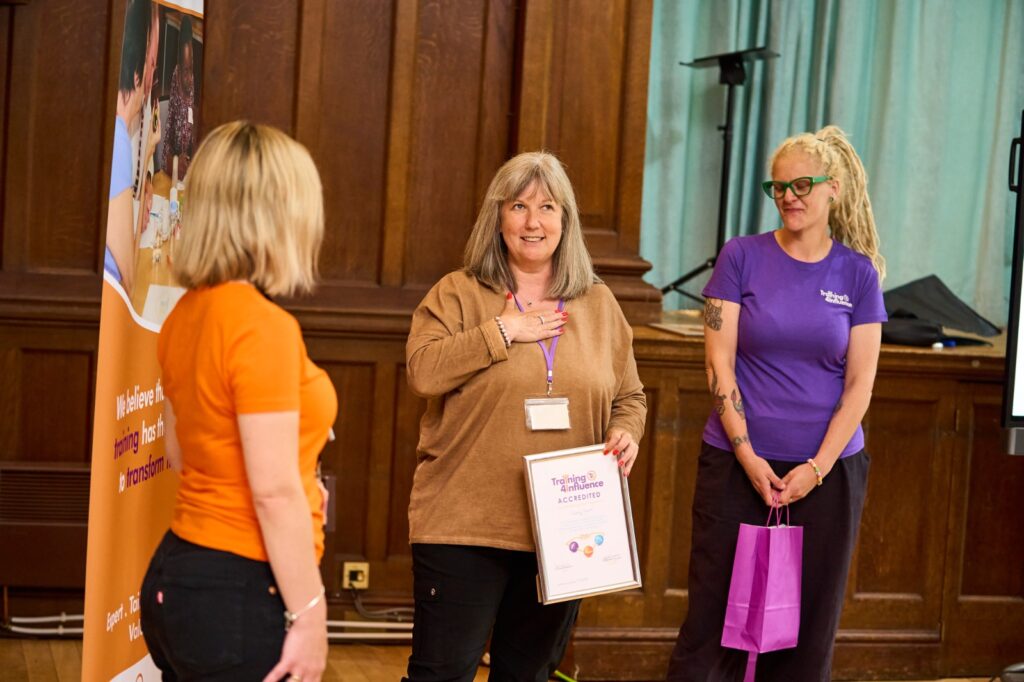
[{"xmin": 404, "ymin": 152, "xmax": 647, "ymax": 682}]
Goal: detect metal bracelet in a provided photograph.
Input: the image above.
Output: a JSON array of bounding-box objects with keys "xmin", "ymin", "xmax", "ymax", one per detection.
[{"xmin": 283, "ymin": 584, "xmax": 326, "ymax": 630}]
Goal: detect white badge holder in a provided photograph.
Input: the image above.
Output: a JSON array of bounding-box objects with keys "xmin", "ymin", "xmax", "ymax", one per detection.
[{"xmin": 525, "ymin": 397, "xmax": 571, "ymax": 430}]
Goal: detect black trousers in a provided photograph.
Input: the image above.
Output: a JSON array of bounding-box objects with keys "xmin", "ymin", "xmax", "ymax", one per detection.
[
  {"xmin": 140, "ymin": 531, "xmax": 288, "ymax": 681},
  {"xmin": 667, "ymin": 442, "xmax": 869, "ymax": 682},
  {"xmin": 404, "ymin": 543, "xmax": 580, "ymax": 682}
]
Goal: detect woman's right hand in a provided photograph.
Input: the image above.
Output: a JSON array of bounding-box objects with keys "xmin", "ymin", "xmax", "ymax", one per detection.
[
  {"xmin": 736, "ymin": 451, "xmax": 785, "ymax": 506},
  {"xmin": 499, "ymin": 292, "xmax": 567, "ymax": 343},
  {"xmin": 261, "ymin": 609, "xmax": 328, "ymax": 682}
]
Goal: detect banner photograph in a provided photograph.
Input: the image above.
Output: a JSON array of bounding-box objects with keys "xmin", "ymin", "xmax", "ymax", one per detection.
[{"xmin": 82, "ymin": 1, "xmax": 204, "ymax": 679}]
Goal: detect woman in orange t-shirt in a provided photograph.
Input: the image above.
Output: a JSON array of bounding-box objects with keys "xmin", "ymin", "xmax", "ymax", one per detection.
[{"xmin": 140, "ymin": 121, "xmax": 336, "ymax": 682}]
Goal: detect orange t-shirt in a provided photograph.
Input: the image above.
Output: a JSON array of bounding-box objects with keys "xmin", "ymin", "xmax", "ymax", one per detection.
[{"xmin": 157, "ymin": 282, "xmax": 337, "ymax": 562}]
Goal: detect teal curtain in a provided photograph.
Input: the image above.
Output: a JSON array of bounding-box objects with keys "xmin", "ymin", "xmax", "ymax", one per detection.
[{"xmin": 641, "ymin": 0, "xmax": 1024, "ymax": 324}]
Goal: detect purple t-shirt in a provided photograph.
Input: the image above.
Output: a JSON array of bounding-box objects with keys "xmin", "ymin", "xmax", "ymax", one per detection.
[{"xmin": 701, "ymin": 232, "xmax": 887, "ymax": 461}]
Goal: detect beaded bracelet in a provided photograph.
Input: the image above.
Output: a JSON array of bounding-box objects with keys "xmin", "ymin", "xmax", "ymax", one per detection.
[
  {"xmin": 284, "ymin": 584, "xmax": 326, "ymax": 630},
  {"xmin": 806, "ymin": 458, "xmax": 823, "ymax": 486},
  {"xmin": 494, "ymin": 317, "xmax": 511, "ymax": 348}
]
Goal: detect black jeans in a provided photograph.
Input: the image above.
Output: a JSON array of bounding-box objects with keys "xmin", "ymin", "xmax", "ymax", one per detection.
[
  {"xmin": 404, "ymin": 543, "xmax": 581, "ymax": 682},
  {"xmin": 140, "ymin": 531, "xmax": 287, "ymax": 681}
]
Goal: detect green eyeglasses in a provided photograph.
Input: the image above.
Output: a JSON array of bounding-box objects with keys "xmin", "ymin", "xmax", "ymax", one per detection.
[{"xmin": 761, "ymin": 175, "xmax": 831, "ymax": 199}]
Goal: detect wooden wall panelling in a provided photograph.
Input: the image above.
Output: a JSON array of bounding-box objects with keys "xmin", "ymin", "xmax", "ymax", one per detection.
[
  {"xmin": 318, "ymin": 360, "xmax": 376, "ymax": 554},
  {"xmin": 831, "ymin": 375, "xmax": 957, "ymax": 677},
  {"xmin": 2, "ymin": 0, "xmax": 107, "ymax": 274},
  {"xmin": 19, "ymin": 349, "xmax": 93, "ymax": 462},
  {"xmin": 365, "ymin": 362, "xmax": 399, "ymax": 563},
  {"xmin": 0, "ymin": 6, "xmax": 9, "ymax": 257},
  {"xmin": 295, "ymin": 0, "xmax": 393, "ymax": 288},
  {"xmin": 202, "ymin": 1, "xmax": 298, "ymax": 133},
  {"xmin": 401, "ymin": 0, "xmax": 516, "ymax": 290},
  {"xmin": 0, "ymin": 344, "xmax": 18, "ymax": 455},
  {"xmin": 379, "ymin": 0, "xmax": 419, "ymax": 292},
  {"xmin": 303, "ymin": 335, "xmax": 425, "ymax": 601},
  {"xmin": 0, "ymin": 326, "xmax": 98, "ymax": 463},
  {"xmin": 287, "ymin": 0, "xmax": 518, "ymax": 331},
  {"xmin": 573, "ymin": 351, "xmax": 708, "ymax": 680},
  {"xmin": 0, "ymin": 0, "xmax": 111, "ymax": 321},
  {"xmin": 575, "ymin": 383, "xmax": 654, "ymax": 633},
  {"xmin": 473, "ymin": 0, "xmax": 517, "ymax": 201},
  {"xmin": 517, "ymin": 0, "xmax": 661, "ymax": 323},
  {"xmin": 0, "ymin": 326, "xmax": 96, "ymax": 592},
  {"xmin": 941, "ymin": 383, "xmax": 1024, "ymax": 674},
  {"xmin": 846, "ymin": 375, "xmax": 955, "ymax": 629},
  {"xmin": 661, "ymin": 377, "xmax": 715, "ymax": 628},
  {"xmin": 383, "ymin": 365, "xmax": 426, "ymax": 587}
]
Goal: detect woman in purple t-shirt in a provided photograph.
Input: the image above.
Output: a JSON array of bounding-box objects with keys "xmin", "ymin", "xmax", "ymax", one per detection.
[{"xmin": 667, "ymin": 126, "xmax": 887, "ymax": 681}]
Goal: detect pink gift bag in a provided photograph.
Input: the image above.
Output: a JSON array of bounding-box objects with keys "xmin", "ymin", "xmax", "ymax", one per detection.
[{"xmin": 720, "ymin": 497, "xmax": 803, "ymax": 681}]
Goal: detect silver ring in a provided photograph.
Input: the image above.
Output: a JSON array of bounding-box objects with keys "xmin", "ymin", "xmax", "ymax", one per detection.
[{"xmin": 538, "ymin": 315, "xmax": 544, "ymax": 324}]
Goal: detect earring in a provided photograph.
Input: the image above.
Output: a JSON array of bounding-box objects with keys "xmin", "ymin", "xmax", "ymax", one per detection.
[{"xmin": 828, "ymin": 196, "xmax": 835, "ymax": 204}]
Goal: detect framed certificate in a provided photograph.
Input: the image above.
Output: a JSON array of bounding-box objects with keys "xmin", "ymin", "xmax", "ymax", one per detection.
[{"xmin": 523, "ymin": 443, "xmax": 642, "ymax": 604}]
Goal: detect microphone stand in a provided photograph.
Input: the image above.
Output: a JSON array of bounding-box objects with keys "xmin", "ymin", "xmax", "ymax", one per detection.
[{"xmin": 662, "ymin": 47, "xmax": 777, "ymax": 303}]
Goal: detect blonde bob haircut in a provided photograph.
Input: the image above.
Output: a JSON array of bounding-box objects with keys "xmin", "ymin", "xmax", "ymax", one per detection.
[
  {"xmin": 173, "ymin": 121, "xmax": 324, "ymax": 297},
  {"xmin": 769, "ymin": 125, "xmax": 886, "ymax": 283},
  {"xmin": 463, "ymin": 151, "xmax": 599, "ymax": 300}
]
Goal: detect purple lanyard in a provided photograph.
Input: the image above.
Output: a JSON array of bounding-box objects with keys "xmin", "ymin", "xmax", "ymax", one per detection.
[{"xmin": 514, "ymin": 296, "xmax": 565, "ymax": 395}]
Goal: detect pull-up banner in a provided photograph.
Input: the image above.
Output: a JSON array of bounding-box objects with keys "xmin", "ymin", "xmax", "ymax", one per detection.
[{"xmin": 83, "ymin": 1, "xmax": 203, "ymax": 678}]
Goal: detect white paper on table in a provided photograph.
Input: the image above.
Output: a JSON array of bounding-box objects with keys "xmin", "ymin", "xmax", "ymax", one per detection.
[{"xmin": 141, "ymin": 284, "xmax": 186, "ymax": 327}]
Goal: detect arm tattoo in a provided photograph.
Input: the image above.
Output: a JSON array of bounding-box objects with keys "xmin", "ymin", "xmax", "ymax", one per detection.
[
  {"xmin": 732, "ymin": 434, "xmax": 750, "ymax": 446},
  {"xmin": 833, "ymin": 398, "xmax": 843, "ymax": 415},
  {"xmin": 710, "ymin": 368, "xmax": 726, "ymax": 415},
  {"xmin": 704, "ymin": 298, "xmax": 723, "ymax": 331},
  {"xmin": 731, "ymin": 388, "xmax": 746, "ymax": 420}
]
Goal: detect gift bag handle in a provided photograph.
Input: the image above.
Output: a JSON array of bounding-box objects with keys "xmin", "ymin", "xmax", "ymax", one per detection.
[
  {"xmin": 766, "ymin": 492, "xmax": 790, "ymax": 527},
  {"xmin": 743, "ymin": 651, "xmax": 758, "ymax": 682}
]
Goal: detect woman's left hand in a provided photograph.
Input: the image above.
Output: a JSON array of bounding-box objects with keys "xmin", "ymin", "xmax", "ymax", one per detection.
[
  {"xmin": 604, "ymin": 427, "xmax": 639, "ymax": 477},
  {"xmin": 777, "ymin": 463, "xmax": 819, "ymax": 504}
]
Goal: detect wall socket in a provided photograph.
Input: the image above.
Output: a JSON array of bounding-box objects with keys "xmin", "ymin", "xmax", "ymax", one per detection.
[{"xmin": 341, "ymin": 561, "xmax": 370, "ymax": 590}]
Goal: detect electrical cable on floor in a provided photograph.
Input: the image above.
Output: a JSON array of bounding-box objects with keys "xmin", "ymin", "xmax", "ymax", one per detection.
[{"xmin": 348, "ymin": 587, "xmax": 415, "ymax": 622}]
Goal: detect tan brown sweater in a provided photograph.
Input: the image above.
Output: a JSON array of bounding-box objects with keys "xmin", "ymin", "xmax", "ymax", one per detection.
[{"xmin": 406, "ymin": 271, "xmax": 647, "ymax": 551}]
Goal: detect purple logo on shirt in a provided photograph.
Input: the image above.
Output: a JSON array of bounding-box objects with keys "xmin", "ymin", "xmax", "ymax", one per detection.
[{"xmin": 820, "ymin": 289, "xmax": 852, "ymax": 308}]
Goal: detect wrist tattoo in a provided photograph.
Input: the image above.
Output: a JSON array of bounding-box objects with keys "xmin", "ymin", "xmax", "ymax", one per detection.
[
  {"xmin": 704, "ymin": 298, "xmax": 723, "ymax": 331},
  {"xmin": 732, "ymin": 434, "xmax": 750, "ymax": 446},
  {"xmin": 731, "ymin": 388, "xmax": 746, "ymax": 420}
]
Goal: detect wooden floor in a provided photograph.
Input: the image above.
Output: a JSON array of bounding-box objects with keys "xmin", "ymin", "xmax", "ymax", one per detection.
[
  {"xmin": 0, "ymin": 637, "xmax": 994, "ymax": 681},
  {"xmin": 0, "ymin": 638, "xmax": 489, "ymax": 681}
]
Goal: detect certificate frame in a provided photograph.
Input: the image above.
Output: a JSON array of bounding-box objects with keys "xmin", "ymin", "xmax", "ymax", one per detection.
[{"xmin": 523, "ymin": 443, "xmax": 642, "ymax": 604}]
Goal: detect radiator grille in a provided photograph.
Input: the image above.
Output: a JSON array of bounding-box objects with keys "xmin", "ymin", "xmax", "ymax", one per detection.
[{"xmin": 0, "ymin": 466, "xmax": 90, "ymax": 525}]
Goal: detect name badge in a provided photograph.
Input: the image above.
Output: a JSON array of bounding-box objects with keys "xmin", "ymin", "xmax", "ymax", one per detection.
[
  {"xmin": 525, "ymin": 397, "xmax": 570, "ymax": 431},
  {"xmin": 187, "ymin": 106, "xmax": 194, "ymax": 125}
]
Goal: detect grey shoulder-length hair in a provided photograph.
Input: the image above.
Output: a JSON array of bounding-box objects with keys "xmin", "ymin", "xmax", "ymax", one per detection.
[{"xmin": 463, "ymin": 151, "xmax": 599, "ymax": 299}]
